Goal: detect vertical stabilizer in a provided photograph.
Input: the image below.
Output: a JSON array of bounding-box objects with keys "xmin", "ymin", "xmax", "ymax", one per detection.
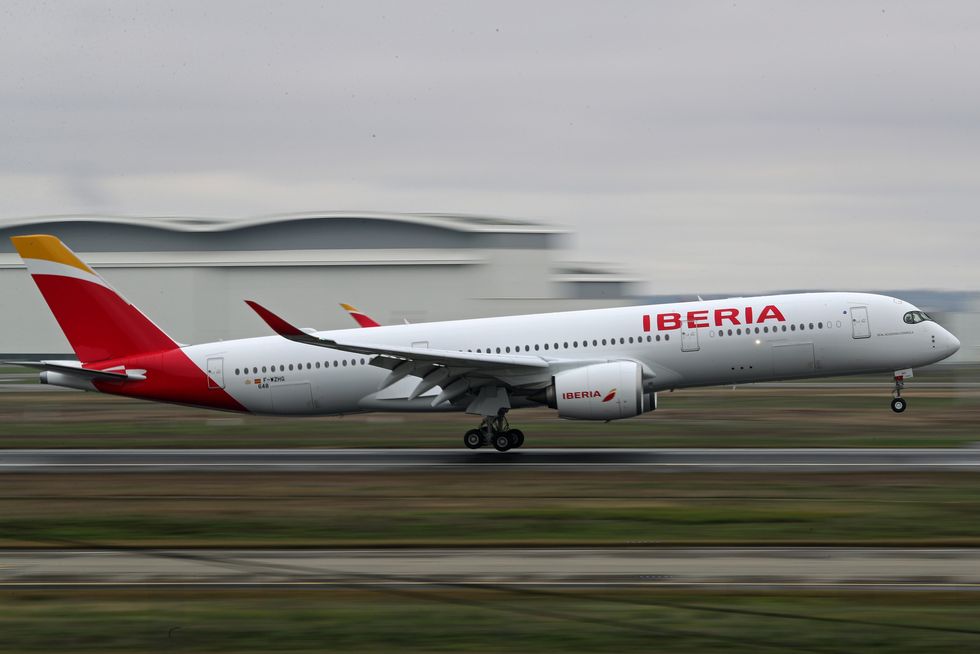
[{"xmin": 11, "ymin": 235, "xmax": 178, "ymax": 363}]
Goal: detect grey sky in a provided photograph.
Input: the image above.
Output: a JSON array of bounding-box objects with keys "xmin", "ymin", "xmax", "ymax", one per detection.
[{"xmin": 2, "ymin": 1, "xmax": 979, "ymax": 293}]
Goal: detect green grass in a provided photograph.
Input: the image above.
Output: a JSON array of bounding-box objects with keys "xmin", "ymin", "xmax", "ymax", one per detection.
[
  {"xmin": 1, "ymin": 379, "xmax": 979, "ymax": 448},
  {"xmin": 1, "ymin": 588, "xmax": 978, "ymax": 652},
  {"xmin": 4, "ymin": 471, "xmax": 980, "ymax": 547}
]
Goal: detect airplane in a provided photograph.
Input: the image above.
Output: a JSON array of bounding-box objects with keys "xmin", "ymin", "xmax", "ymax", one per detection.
[
  {"xmin": 5, "ymin": 234, "xmax": 961, "ymax": 451},
  {"xmin": 340, "ymin": 303, "xmax": 381, "ymax": 328}
]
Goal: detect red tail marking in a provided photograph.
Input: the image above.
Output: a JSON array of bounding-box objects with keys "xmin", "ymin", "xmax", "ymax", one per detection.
[
  {"xmin": 32, "ymin": 275, "xmax": 177, "ymax": 363},
  {"xmin": 93, "ymin": 349, "xmax": 248, "ymax": 413},
  {"xmin": 349, "ymin": 312, "xmax": 380, "ymax": 328}
]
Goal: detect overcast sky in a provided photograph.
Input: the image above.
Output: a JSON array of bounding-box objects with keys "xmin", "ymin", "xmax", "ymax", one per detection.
[{"xmin": 1, "ymin": 1, "xmax": 978, "ymax": 293}]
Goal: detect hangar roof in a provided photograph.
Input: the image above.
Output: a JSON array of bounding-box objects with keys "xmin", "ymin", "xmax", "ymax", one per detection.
[
  {"xmin": 0, "ymin": 211, "xmax": 564, "ymax": 253},
  {"xmin": 0, "ymin": 211, "xmax": 562, "ymax": 234}
]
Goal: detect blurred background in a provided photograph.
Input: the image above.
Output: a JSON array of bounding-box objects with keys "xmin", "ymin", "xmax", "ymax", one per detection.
[{"xmin": 2, "ymin": 2, "xmax": 980, "ymax": 652}]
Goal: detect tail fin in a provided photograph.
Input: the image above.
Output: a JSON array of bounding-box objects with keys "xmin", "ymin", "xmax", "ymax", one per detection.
[
  {"xmin": 340, "ymin": 303, "xmax": 381, "ymax": 328},
  {"xmin": 11, "ymin": 235, "xmax": 178, "ymax": 363}
]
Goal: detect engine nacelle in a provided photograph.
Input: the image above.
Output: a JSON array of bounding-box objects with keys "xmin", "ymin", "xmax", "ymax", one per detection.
[{"xmin": 543, "ymin": 361, "xmax": 656, "ymax": 420}]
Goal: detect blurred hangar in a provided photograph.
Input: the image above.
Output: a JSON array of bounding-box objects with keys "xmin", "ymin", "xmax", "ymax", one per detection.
[{"xmin": 0, "ymin": 212, "xmax": 640, "ymax": 357}]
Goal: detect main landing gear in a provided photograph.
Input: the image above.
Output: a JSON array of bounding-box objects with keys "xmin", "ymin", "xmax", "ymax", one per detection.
[
  {"xmin": 463, "ymin": 410, "xmax": 525, "ymax": 451},
  {"xmin": 891, "ymin": 374, "xmax": 908, "ymax": 413}
]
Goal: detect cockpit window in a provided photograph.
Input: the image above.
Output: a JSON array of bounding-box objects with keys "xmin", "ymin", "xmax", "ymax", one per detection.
[{"xmin": 903, "ymin": 310, "xmax": 933, "ymax": 324}]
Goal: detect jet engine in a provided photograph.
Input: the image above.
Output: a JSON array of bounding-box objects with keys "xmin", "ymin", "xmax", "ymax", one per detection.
[{"xmin": 534, "ymin": 361, "xmax": 656, "ymax": 420}]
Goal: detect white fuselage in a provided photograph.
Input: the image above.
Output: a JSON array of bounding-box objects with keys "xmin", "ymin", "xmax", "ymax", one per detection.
[{"xmin": 180, "ymin": 292, "xmax": 960, "ymax": 416}]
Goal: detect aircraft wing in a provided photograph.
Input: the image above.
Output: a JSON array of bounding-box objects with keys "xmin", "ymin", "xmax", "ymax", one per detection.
[
  {"xmin": 246, "ymin": 301, "xmax": 548, "ymax": 370},
  {"xmin": 245, "ymin": 300, "xmax": 553, "ymax": 407}
]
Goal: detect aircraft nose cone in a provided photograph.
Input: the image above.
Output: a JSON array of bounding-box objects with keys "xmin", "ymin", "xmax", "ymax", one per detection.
[{"xmin": 947, "ymin": 331, "xmax": 961, "ymax": 356}]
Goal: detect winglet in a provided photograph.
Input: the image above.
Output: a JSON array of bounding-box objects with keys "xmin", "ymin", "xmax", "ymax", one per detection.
[
  {"xmin": 245, "ymin": 300, "xmax": 306, "ymax": 337},
  {"xmin": 340, "ymin": 303, "xmax": 381, "ymax": 328}
]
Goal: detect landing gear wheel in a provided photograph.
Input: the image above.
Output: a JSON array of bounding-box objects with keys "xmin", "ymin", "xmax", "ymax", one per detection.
[
  {"xmin": 464, "ymin": 429, "xmax": 484, "ymax": 449},
  {"xmin": 507, "ymin": 429, "xmax": 525, "ymax": 449},
  {"xmin": 891, "ymin": 397, "xmax": 907, "ymax": 413},
  {"xmin": 492, "ymin": 433, "xmax": 512, "ymax": 452}
]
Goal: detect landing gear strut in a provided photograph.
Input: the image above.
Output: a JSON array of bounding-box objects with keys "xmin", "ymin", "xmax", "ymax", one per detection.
[
  {"xmin": 891, "ymin": 374, "xmax": 908, "ymax": 413},
  {"xmin": 461, "ymin": 409, "xmax": 524, "ymax": 451}
]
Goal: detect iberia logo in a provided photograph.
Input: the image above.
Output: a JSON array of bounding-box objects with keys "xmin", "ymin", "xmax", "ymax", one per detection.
[{"xmin": 602, "ymin": 389, "xmax": 617, "ymax": 403}]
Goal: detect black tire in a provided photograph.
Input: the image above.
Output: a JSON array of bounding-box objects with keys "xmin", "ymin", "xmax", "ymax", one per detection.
[
  {"xmin": 507, "ymin": 429, "xmax": 525, "ymax": 449},
  {"xmin": 891, "ymin": 397, "xmax": 907, "ymax": 413},
  {"xmin": 464, "ymin": 429, "xmax": 484, "ymax": 449},
  {"xmin": 492, "ymin": 433, "xmax": 512, "ymax": 452}
]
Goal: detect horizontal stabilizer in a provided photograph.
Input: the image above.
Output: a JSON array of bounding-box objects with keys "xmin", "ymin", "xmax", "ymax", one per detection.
[{"xmin": 2, "ymin": 360, "xmax": 135, "ymax": 382}]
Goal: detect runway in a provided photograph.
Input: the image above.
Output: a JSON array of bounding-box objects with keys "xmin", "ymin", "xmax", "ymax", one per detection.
[
  {"xmin": 2, "ymin": 447, "xmax": 980, "ymax": 472},
  {"xmin": 2, "ymin": 547, "xmax": 979, "ymax": 589}
]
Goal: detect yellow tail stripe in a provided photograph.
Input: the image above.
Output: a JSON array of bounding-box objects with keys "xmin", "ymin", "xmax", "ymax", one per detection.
[{"xmin": 10, "ymin": 235, "xmax": 94, "ymax": 274}]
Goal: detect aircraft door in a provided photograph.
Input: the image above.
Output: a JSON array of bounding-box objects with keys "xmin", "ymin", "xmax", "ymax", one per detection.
[
  {"xmin": 206, "ymin": 357, "xmax": 225, "ymax": 389},
  {"xmin": 850, "ymin": 306, "xmax": 871, "ymax": 339},
  {"xmin": 681, "ymin": 328, "xmax": 700, "ymax": 352}
]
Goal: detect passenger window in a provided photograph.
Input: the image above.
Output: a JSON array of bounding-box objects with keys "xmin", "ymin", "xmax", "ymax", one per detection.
[
  {"xmin": 628, "ymin": 337, "xmax": 634, "ymax": 344},
  {"xmin": 602, "ymin": 339, "xmax": 607, "ymax": 345},
  {"xmin": 342, "ymin": 360, "xmax": 347, "ymax": 367},
  {"xmin": 505, "ymin": 347, "xmax": 511, "ymax": 353},
  {"xmin": 534, "ymin": 344, "xmax": 540, "ymax": 351},
  {"xmin": 790, "ymin": 325, "xmax": 796, "ymax": 331},
  {"xmin": 361, "ymin": 358, "xmax": 366, "ymax": 365},
  {"xmin": 544, "ymin": 344, "xmax": 550, "ymax": 350},
  {"xmin": 656, "ymin": 334, "xmax": 661, "ymax": 341},
  {"xmin": 288, "ymin": 364, "xmax": 294, "ymax": 370},
  {"xmin": 664, "ymin": 334, "xmax": 670, "ymax": 341}
]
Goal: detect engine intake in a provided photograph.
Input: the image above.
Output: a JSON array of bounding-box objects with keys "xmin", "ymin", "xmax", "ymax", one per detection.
[{"xmin": 537, "ymin": 361, "xmax": 656, "ymax": 420}]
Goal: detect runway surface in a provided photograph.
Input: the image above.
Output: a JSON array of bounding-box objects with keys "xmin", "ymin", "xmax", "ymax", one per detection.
[
  {"xmin": 2, "ymin": 447, "xmax": 980, "ymax": 472},
  {"xmin": 2, "ymin": 547, "xmax": 979, "ymax": 589}
]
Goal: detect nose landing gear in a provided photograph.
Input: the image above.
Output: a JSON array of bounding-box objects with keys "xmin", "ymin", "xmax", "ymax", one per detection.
[
  {"xmin": 462, "ymin": 410, "xmax": 525, "ymax": 451},
  {"xmin": 891, "ymin": 373, "xmax": 908, "ymax": 413}
]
